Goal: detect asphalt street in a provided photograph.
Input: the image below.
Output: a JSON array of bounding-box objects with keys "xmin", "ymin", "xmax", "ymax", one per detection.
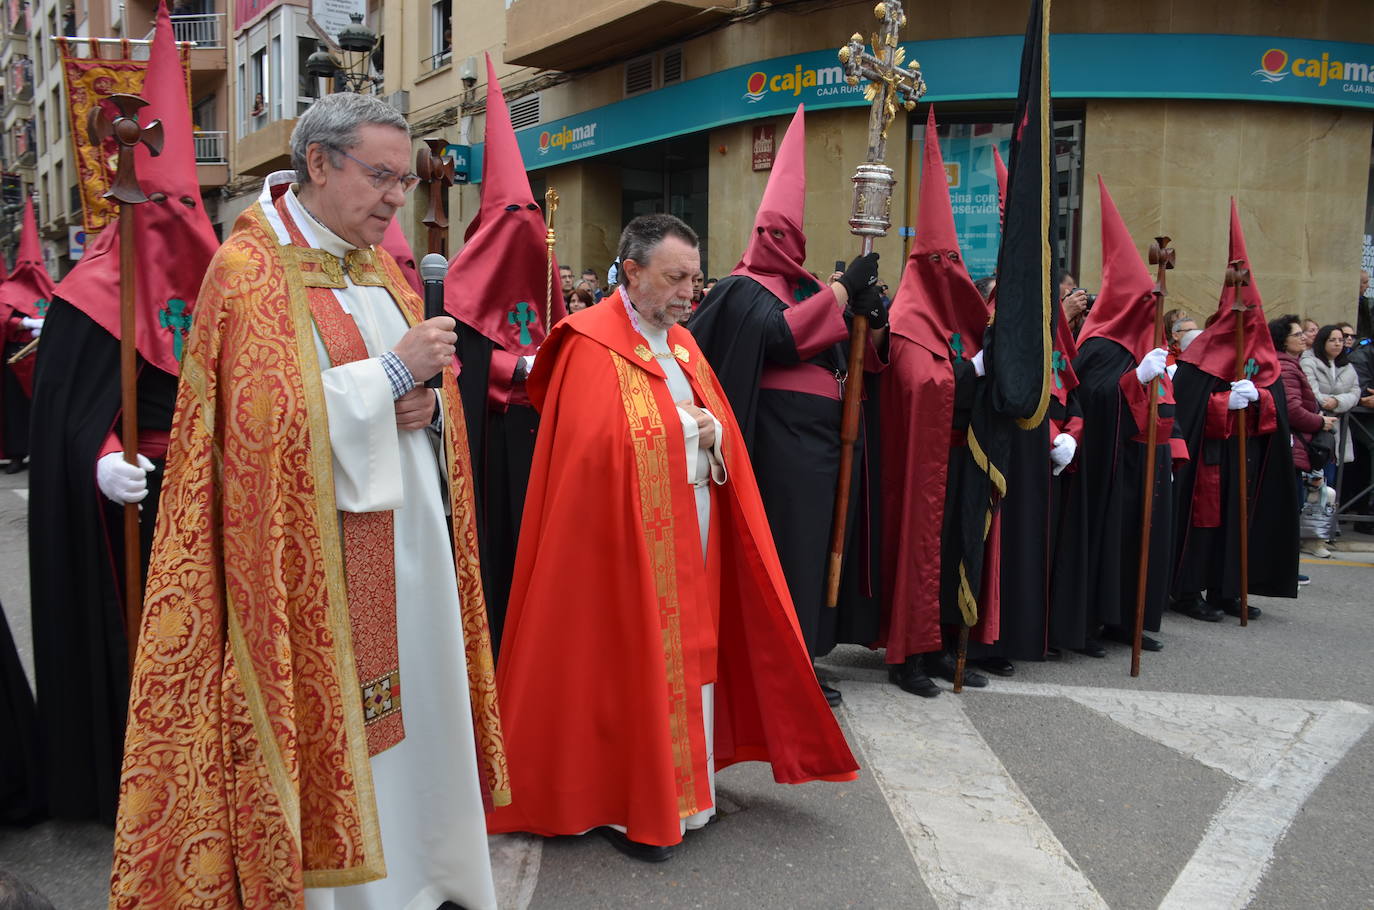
[{"xmin": 1, "ymin": 465, "xmax": 1371, "ymax": 909}]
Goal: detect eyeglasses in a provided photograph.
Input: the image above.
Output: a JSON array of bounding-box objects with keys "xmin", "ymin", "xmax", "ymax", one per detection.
[
  {"xmin": 1342, "ymin": 333, "xmax": 1358, "ymax": 340},
  {"xmin": 1287, "ymin": 330, "xmax": 1305, "ymax": 338},
  {"xmin": 330, "ymin": 146, "xmax": 420, "ymax": 193}
]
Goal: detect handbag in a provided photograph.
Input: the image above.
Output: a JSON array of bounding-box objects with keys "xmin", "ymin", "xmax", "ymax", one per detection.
[{"xmin": 1306, "ymin": 429, "xmax": 1336, "ymax": 469}]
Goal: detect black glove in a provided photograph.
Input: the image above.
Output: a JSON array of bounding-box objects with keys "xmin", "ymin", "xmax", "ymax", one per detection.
[
  {"xmin": 837, "ymin": 252, "xmax": 880, "ymax": 299},
  {"xmin": 846, "ymin": 284, "xmax": 888, "ymax": 330}
]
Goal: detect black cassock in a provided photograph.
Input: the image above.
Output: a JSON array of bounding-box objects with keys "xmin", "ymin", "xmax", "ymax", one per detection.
[
  {"xmin": 27, "ymin": 298, "xmax": 174, "ymax": 823},
  {"xmin": 1169, "ymin": 362, "xmax": 1297, "ymax": 602},
  {"xmin": 1, "ymin": 323, "xmax": 32, "ymax": 462},
  {"xmin": 690, "ymin": 275, "xmax": 881, "ymax": 657},
  {"xmin": 1072, "ymin": 337, "xmax": 1179, "ymax": 636},
  {"xmin": 456, "ymin": 323, "xmax": 538, "ymax": 656},
  {"xmin": 1, "ymin": 600, "xmax": 43, "ymax": 824}
]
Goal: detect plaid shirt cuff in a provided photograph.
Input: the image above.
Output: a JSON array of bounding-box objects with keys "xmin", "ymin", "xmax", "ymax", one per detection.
[{"xmin": 380, "ymin": 351, "xmax": 416, "ymax": 400}]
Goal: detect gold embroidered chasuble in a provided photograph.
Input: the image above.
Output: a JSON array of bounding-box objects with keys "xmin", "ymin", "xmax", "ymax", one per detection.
[{"xmin": 110, "ymin": 199, "xmax": 508, "ymax": 909}]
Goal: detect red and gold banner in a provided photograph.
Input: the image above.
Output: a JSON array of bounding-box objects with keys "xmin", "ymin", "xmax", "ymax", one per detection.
[{"xmin": 57, "ymin": 38, "xmax": 190, "ymax": 235}]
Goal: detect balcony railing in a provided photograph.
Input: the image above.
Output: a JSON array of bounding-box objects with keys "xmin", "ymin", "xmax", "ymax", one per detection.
[
  {"xmin": 194, "ymin": 130, "xmax": 226, "ymax": 164},
  {"xmin": 145, "ymin": 13, "xmax": 224, "ymax": 49}
]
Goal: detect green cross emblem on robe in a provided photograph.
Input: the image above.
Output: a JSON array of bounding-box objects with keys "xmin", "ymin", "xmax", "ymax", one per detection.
[
  {"xmin": 793, "ymin": 277, "xmax": 820, "ymax": 303},
  {"xmin": 507, "ymin": 301, "xmax": 537, "ymax": 346},
  {"xmin": 1051, "ymin": 350, "xmax": 1068, "ymax": 389},
  {"xmin": 1244, "ymin": 357, "xmax": 1258, "ymax": 379},
  {"xmin": 949, "ymin": 332, "xmax": 965, "ymax": 360},
  {"xmin": 35, "ymin": 298, "xmax": 49, "ymax": 317},
  {"xmin": 158, "ymin": 298, "xmax": 192, "ymax": 362}
]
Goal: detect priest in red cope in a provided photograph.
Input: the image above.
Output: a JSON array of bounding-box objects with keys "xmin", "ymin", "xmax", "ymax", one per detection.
[
  {"xmin": 689, "ymin": 105, "xmax": 886, "ymax": 705},
  {"xmin": 25, "ymin": 0, "xmax": 222, "ymax": 823},
  {"xmin": 878, "ymin": 109, "xmax": 998, "ymax": 696},
  {"xmin": 446, "ymin": 54, "xmax": 564, "ymax": 652},
  {"xmin": 1070, "ymin": 177, "xmax": 1190, "ymax": 657},
  {"xmin": 0, "ymin": 196, "xmax": 51, "ymax": 474},
  {"xmin": 1169, "ymin": 200, "xmax": 1296, "ymax": 622},
  {"xmin": 490, "ymin": 213, "xmax": 858, "ymax": 862}
]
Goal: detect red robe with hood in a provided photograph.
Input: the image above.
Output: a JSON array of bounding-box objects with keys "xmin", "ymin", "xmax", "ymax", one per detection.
[
  {"xmin": 489, "ymin": 295, "xmax": 857, "ymax": 847},
  {"xmin": 445, "ymin": 54, "xmax": 564, "ymax": 652},
  {"xmin": 880, "ymin": 108, "xmax": 999, "ymax": 663},
  {"xmin": 26, "ymin": 0, "xmax": 221, "ymax": 823},
  {"xmin": 0, "ymin": 196, "xmax": 49, "ymax": 457},
  {"xmin": 1071, "ymin": 177, "xmax": 1189, "ymax": 637}
]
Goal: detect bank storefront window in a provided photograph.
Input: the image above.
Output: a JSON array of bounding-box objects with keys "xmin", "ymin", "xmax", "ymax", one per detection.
[{"xmin": 908, "ymin": 114, "xmax": 1084, "ymax": 281}]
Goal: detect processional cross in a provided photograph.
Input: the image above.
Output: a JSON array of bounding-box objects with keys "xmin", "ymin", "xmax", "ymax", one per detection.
[{"xmin": 416, "ymin": 137, "xmax": 455, "ymax": 256}]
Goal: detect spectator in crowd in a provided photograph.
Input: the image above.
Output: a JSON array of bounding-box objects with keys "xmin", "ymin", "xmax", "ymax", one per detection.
[
  {"xmin": 559, "ymin": 264, "xmax": 575, "ymax": 305},
  {"xmin": 1338, "ymin": 321, "xmax": 1358, "ymax": 352},
  {"xmin": 580, "ymin": 268, "xmax": 602, "ymax": 300},
  {"xmin": 1302, "ymin": 324, "xmax": 1361, "ymax": 489},
  {"xmin": 1301, "ymin": 316, "xmax": 1320, "ymax": 350},
  {"xmin": 691, "ymin": 271, "xmax": 705, "ymax": 309},
  {"xmin": 1271, "ymin": 313, "xmax": 1336, "ymax": 571},
  {"xmin": 702, "ymin": 277, "xmax": 717, "ymax": 297},
  {"xmin": 567, "ymin": 287, "xmax": 594, "ymax": 313},
  {"xmin": 1358, "ymin": 269, "xmax": 1371, "ymax": 338},
  {"xmin": 974, "ymin": 275, "xmax": 996, "ymax": 301},
  {"xmin": 250, "ymin": 92, "xmax": 264, "ymax": 118},
  {"xmin": 1167, "ymin": 313, "xmax": 1197, "ymax": 365},
  {"xmin": 1059, "ymin": 270, "xmax": 1090, "ymax": 335}
]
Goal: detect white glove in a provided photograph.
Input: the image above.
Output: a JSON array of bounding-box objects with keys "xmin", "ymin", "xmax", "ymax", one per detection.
[
  {"xmin": 1228, "ymin": 379, "xmax": 1258, "ymax": 410},
  {"xmin": 19, "ymin": 317, "xmax": 42, "ymax": 329},
  {"xmin": 520, "ymin": 354, "xmax": 535, "ymax": 375},
  {"xmin": 1134, "ymin": 347, "xmax": 1168, "ymax": 385},
  {"xmin": 1050, "ymin": 433, "xmax": 1077, "ymax": 475},
  {"xmin": 971, "ymin": 349, "xmax": 986, "ymax": 377},
  {"xmin": 96, "ymin": 452, "xmax": 155, "ymax": 504}
]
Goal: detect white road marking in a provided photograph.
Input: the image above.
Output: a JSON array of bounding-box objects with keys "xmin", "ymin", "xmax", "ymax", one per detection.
[{"xmin": 12, "ymin": 488, "xmax": 27, "ymax": 501}]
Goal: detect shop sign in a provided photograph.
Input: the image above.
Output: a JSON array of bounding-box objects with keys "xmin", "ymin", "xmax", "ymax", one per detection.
[
  {"xmin": 752, "ymin": 125, "xmax": 775, "ymax": 171},
  {"xmin": 472, "ymin": 33, "xmax": 1374, "ymax": 180},
  {"xmin": 444, "ymin": 144, "xmax": 472, "ymax": 184}
]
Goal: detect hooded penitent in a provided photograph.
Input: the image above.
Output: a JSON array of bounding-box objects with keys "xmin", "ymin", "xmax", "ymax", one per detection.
[
  {"xmin": 52, "ymin": 0, "xmax": 221, "ymax": 377},
  {"xmin": 730, "ymin": 104, "xmax": 818, "ymax": 304},
  {"xmin": 888, "ymin": 107, "xmax": 990, "ymax": 362},
  {"xmin": 1076, "ymin": 177, "xmax": 1161, "ymax": 362},
  {"xmin": 0, "ymin": 197, "xmax": 52, "ymax": 323},
  {"xmin": 1177, "ymin": 198, "xmax": 1278, "ymax": 387},
  {"xmin": 445, "ymin": 54, "xmax": 562, "ymax": 353}
]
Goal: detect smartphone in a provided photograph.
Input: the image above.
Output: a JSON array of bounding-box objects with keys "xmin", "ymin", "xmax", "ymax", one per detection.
[{"xmin": 834, "ymin": 260, "xmax": 846, "ymax": 273}]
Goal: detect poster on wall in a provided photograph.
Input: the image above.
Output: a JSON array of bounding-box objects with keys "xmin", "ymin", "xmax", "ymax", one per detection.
[
  {"xmin": 916, "ymin": 122, "xmax": 1010, "ymax": 283},
  {"xmin": 312, "ymin": 0, "xmax": 367, "ymax": 44}
]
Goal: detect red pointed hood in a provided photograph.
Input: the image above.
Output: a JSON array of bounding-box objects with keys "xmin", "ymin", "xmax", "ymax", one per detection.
[
  {"xmin": 0, "ymin": 195, "xmax": 53, "ymax": 322},
  {"xmin": 382, "ymin": 217, "xmax": 422, "ymax": 296},
  {"xmin": 52, "ymin": 0, "xmax": 220, "ymax": 376},
  {"xmin": 731, "ymin": 104, "xmax": 818, "ymax": 304},
  {"xmin": 889, "ymin": 107, "xmax": 989, "ymax": 361},
  {"xmin": 446, "ymin": 53, "xmax": 562, "ymax": 354},
  {"xmin": 1050, "ymin": 295, "xmax": 1079, "ymax": 403},
  {"xmin": 992, "ymin": 145, "xmax": 1008, "ymax": 223},
  {"xmin": 1077, "ymin": 177, "xmax": 1160, "ymax": 361},
  {"xmin": 1178, "ymin": 198, "xmax": 1279, "ymax": 386}
]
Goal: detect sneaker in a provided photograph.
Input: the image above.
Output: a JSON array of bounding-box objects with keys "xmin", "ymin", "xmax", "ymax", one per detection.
[
  {"xmin": 1297, "ymin": 574, "xmax": 1311, "ymax": 586},
  {"xmin": 1312, "ymin": 544, "xmax": 1332, "ymax": 558}
]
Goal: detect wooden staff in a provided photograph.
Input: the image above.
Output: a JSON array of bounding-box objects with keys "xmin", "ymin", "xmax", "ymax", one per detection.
[
  {"xmin": 6, "ymin": 336, "xmax": 38, "ymax": 364},
  {"xmin": 1131, "ymin": 235, "xmax": 1174, "ymax": 678},
  {"xmin": 416, "ymin": 137, "xmax": 454, "ymax": 256},
  {"xmin": 88, "ymin": 94, "xmax": 163, "ymax": 673},
  {"xmin": 544, "ymin": 187, "xmax": 559, "ymax": 329},
  {"xmin": 827, "ymin": 0, "xmax": 925, "ymax": 607},
  {"xmin": 1228, "ymin": 260, "xmax": 1252, "ymax": 628}
]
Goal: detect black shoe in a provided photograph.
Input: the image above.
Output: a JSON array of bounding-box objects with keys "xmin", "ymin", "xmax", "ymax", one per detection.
[
  {"xmin": 596, "ymin": 827, "xmax": 675, "ymax": 863},
  {"xmin": 1104, "ymin": 626, "xmax": 1163, "ymax": 651},
  {"xmin": 1044, "ymin": 647, "xmax": 1063, "ymax": 661},
  {"xmin": 888, "ymin": 662, "xmax": 940, "ymax": 698},
  {"xmin": 819, "ymin": 682, "xmax": 843, "ymax": 707},
  {"xmin": 974, "ymin": 657, "xmax": 1015, "ymax": 677},
  {"xmin": 1172, "ymin": 596, "xmax": 1223, "ymax": 622},
  {"xmin": 3, "ymin": 459, "xmax": 24, "ymax": 474},
  {"xmin": 1074, "ymin": 638, "xmax": 1106, "ymax": 659},
  {"xmin": 923, "ymin": 652, "xmax": 989, "ymax": 688},
  {"xmin": 1217, "ymin": 599, "xmax": 1262, "ymax": 620}
]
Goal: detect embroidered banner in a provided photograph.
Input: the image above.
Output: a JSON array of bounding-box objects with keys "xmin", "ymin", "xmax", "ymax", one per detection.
[{"xmin": 57, "ymin": 38, "xmax": 191, "ymax": 235}]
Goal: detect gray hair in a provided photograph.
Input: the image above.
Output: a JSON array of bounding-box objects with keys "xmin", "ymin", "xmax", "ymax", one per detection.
[
  {"xmin": 615, "ymin": 214, "xmax": 698, "ymax": 286},
  {"xmin": 290, "ymin": 92, "xmax": 410, "ymax": 185}
]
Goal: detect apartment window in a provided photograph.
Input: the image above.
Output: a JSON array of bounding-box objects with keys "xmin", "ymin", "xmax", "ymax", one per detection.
[
  {"xmin": 270, "ymin": 36, "xmax": 282, "ymax": 118},
  {"xmin": 40, "ymin": 174, "xmax": 49, "ymax": 224},
  {"xmin": 251, "ymin": 48, "xmax": 268, "ymax": 123},
  {"xmin": 50, "ymin": 87, "xmax": 61, "ymax": 144},
  {"xmin": 297, "ymin": 37, "xmax": 320, "ymax": 112},
  {"xmin": 428, "ymin": 0, "xmax": 451, "ymax": 70}
]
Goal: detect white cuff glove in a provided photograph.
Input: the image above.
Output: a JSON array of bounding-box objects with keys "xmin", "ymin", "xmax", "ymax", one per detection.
[
  {"xmin": 971, "ymin": 349, "xmax": 986, "ymax": 377},
  {"xmin": 1228, "ymin": 379, "xmax": 1258, "ymax": 410},
  {"xmin": 96, "ymin": 452, "xmax": 154, "ymax": 504},
  {"xmin": 1050, "ymin": 433, "xmax": 1077, "ymax": 475},
  {"xmin": 521, "ymin": 354, "xmax": 535, "ymax": 374},
  {"xmin": 19, "ymin": 317, "xmax": 43, "ymax": 329},
  {"xmin": 1134, "ymin": 347, "xmax": 1168, "ymax": 385}
]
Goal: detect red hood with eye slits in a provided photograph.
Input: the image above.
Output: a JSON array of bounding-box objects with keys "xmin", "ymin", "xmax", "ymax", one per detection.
[
  {"xmin": 51, "ymin": 0, "xmax": 220, "ymax": 376},
  {"xmin": 888, "ymin": 107, "xmax": 990, "ymax": 362},
  {"xmin": 444, "ymin": 54, "xmax": 562, "ymax": 354}
]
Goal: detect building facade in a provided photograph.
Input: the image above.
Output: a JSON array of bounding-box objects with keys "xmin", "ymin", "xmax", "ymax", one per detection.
[{"xmin": 373, "ymin": 0, "xmax": 1374, "ymax": 328}]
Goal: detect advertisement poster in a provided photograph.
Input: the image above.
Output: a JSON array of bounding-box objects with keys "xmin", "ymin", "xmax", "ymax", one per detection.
[{"xmin": 915, "ymin": 122, "xmax": 1011, "ymax": 282}]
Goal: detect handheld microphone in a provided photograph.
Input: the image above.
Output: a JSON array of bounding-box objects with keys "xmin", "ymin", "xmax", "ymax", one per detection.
[{"xmin": 420, "ymin": 253, "xmax": 448, "ymax": 389}]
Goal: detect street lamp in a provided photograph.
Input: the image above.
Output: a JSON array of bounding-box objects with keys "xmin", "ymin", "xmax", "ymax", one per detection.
[{"xmin": 306, "ymin": 13, "xmax": 382, "ymax": 94}]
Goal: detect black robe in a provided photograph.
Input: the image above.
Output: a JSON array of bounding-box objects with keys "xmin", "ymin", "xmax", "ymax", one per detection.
[
  {"xmin": 456, "ymin": 323, "xmax": 538, "ymax": 656},
  {"xmin": 27, "ymin": 298, "xmax": 174, "ymax": 823},
  {"xmin": 1072, "ymin": 338, "xmax": 1178, "ymax": 635},
  {"xmin": 1169, "ymin": 362, "xmax": 1298, "ymax": 601},
  {"xmin": 690, "ymin": 275, "xmax": 881, "ymax": 656},
  {"xmin": 1, "ymin": 319, "xmax": 31, "ymax": 461},
  {"xmin": 0, "ymin": 600, "xmax": 43, "ymax": 824}
]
